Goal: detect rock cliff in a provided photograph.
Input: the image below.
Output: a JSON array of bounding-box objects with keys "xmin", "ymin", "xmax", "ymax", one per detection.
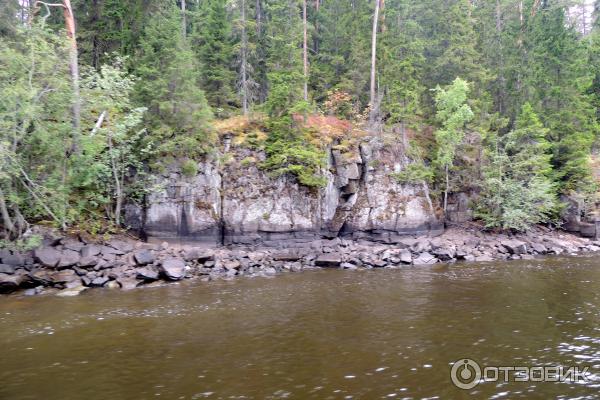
[{"xmin": 127, "ymin": 137, "xmax": 444, "ymax": 247}]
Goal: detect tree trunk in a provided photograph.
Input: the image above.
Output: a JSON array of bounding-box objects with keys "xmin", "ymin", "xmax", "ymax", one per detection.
[
  {"xmin": 302, "ymin": 0, "xmax": 308, "ymax": 102},
  {"xmin": 181, "ymin": 0, "xmax": 187, "ymax": 38},
  {"xmin": 444, "ymin": 164, "xmax": 449, "ymax": 213},
  {"xmin": 369, "ymin": 0, "xmax": 381, "ymax": 126},
  {"xmin": 0, "ymin": 188, "xmax": 15, "ymax": 238},
  {"xmin": 241, "ymin": 0, "xmax": 249, "ymax": 115},
  {"xmin": 62, "ymin": 0, "xmax": 81, "ymax": 155}
]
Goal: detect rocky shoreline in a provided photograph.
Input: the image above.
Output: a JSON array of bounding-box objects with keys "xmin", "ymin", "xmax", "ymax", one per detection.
[{"xmin": 0, "ymin": 226, "xmax": 598, "ymax": 297}]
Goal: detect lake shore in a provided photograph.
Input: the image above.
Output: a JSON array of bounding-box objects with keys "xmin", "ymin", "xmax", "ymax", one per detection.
[{"xmin": 1, "ymin": 225, "xmax": 599, "ymax": 297}]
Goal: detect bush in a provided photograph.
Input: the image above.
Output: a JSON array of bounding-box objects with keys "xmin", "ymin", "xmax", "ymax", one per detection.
[{"xmin": 181, "ymin": 159, "xmax": 198, "ymax": 177}]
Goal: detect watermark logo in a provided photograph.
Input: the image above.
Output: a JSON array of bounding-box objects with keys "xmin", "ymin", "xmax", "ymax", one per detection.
[
  {"xmin": 450, "ymin": 358, "xmax": 590, "ymax": 390},
  {"xmin": 450, "ymin": 358, "xmax": 482, "ymax": 389}
]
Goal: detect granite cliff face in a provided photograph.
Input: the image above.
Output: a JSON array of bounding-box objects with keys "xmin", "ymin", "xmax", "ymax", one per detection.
[{"xmin": 127, "ymin": 137, "xmax": 444, "ymax": 246}]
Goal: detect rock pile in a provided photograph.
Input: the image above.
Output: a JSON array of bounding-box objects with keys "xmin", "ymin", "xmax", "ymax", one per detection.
[{"xmin": 0, "ymin": 227, "xmax": 598, "ymax": 296}]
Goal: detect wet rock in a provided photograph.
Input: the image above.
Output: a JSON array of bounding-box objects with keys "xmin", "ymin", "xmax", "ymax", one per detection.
[
  {"xmin": 475, "ymin": 254, "xmax": 494, "ymax": 262},
  {"xmin": 137, "ymin": 266, "xmax": 159, "ymax": 281},
  {"xmin": 33, "ymin": 247, "xmax": 61, "ymax": 268},
  {"xmin": 501, "ymin": 240, "xmax": 527, "ymax": 255},
  {"xmin": 183, "ymin": 248, "xmax": 214, "ymax": 263},
  {"xmin": 0, "ymin": 264, "xmax": 15, "ymax": 274},
  {"xmin": 159, "ymin": 258, "xmax": 186, "ymax": 280},
  {"xmin": 57, "ymin": 250, "xmax": 81, "ymax": 269},
  {"xmin": 133, "ymin": 250, "xmax": 155, "ymax": 266},
  {"xmin": 530, "ymin": 243, "xmax": 547, "ymax": 254},
  {"xmin": 1, "ymin": 252, "xmax": 24, "ymax": 266},
  {"xmin": 399, "ymin": 250, "xmax": 412, "ymax": 264},
  {"xmin": 106, "ymin": 280, "xmax": 121, "ymax": 289},
  {"xmin": 107, "ymin": 240, "xmax": 134, "ymax": 254},
  {"xmin": 0, "ymin": 273, "xmax": 23, "ymax": 293},
  {"xmin": 24, "ymin": 286, "xmax": 44, "ymax": 296},
  {"xmin": 80, "ymin": 245, "xmax": 101, "ymax": 258},
  {"xmin": 432, "ymin": 246, "xmax": 455, "ymax": 261},
  {"xmin": 341, "ymin": 262, "xmax": 358, "ymax": 270},
  {"xmin": 315, "ymin": 253, "xmax": 342, "ymax": 267},
  {"xmin": 90, "ymin": 276, "xmax": 109, "ymax": 287},
  {"xmin": 56, "ymin": 285, "xmax": 87, "ymax": 297},
  {"xmin": 78, "ymin": 256, "xmax": 97, "ymax": 268},
  {"xmin": 413, "ymin": 252, "xmax": 437, "ymax": 265},
  {"xmin": 50, "ymin": 269, "xmax": 79, "ymax": 284},
  {"xmin": 223, "ymin": 260, "xmax": 241, "ymax": 271},
  {"xmin": 29, "ymin": 269, "xmax": 53, "ymax": 286},
  {"xmin": 272, "ymin": 250, "xmax": 302, "ymax": 262}
]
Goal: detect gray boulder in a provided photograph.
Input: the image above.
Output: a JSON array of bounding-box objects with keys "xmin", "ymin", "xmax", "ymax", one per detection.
[
  {"xmin": 160, "ymin": 258, "xmax": 186, "ymax": 280},
  {"xmin": 137, "ymin": 266, "xmax": 159, "ymax": 281},
  {"xmin": 33, "ymin": 247, "xmax": 62, "ymax": 268},
  {"xmin": 80, "ymin": 245, "xmax": 101, "ymax": 258},
  {"xmin": 0, "ymin": 273, "xmax": 23, "ymax": 293},
  {"xmin": 90, "ymin": 276, "xmax": 109, "ymax": 287},
  {"xmin": 413, "ymin": 252, "xmax": 437, "ymax": 265},
  {"xmin": 1, "ymin": 252, "xmax": 24, "ymax": 266},
  {"xmin": 0, "ymin": 264, "xmax": 15, "ymax": 274},
  {"xmin": 399, "ymin": 250, "xmax": 412, "ymax": 264},
  {"xmin": 501, "ymin": 240, "xmax": 527, "ymax": 255},
  {"xmin": 315, "ymin": 253, "xmax": 342, "ymax": 267},
  {"xmin": 133, "ymin": 250, "xmax": 155, "ymax": 266},
  {"xmin": 117, "ymin": 277, "xmax": 140, "ymax": 290},
  {"xmin": 50, "ymin": 269, "xmax": 79, "ymax": 284},
  {"xmin": 58, "ymin": 250, "xmax": 81, "ymax": 268}
]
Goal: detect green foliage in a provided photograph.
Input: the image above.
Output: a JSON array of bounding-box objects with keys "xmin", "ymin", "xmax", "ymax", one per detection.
[
  {"xmin": 193, "ymin": 0, "xmax": 236, "ymax": 113},
  {"xmin": 181, "ymin": 159, "xmax": 199, "ymax": 177},
  {"xmin": 475, "ymin": 104, "xmax": 560, "ymax": 231},
  {"xmin": 433, "ymin": 78, "xmax": 474, "ymax": 171},
  {"xmin": 392, "ymin": 163, "xmax": 434, "ymax": 185},
  {"xmin": 134, "ymin": 2, "xmax": 213, "ymax": 159},
  {"xmin": 262, "ymin": 137, "xmax": 327, "ymax": 188}
]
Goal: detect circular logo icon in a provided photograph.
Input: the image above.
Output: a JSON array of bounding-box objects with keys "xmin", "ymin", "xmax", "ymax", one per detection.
[{"xmin": 450, "ymin": 358, "xmax": 482, "ymax": 390}]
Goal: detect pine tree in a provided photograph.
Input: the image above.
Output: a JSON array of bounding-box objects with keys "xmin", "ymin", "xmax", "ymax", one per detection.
[
  {"xmin": 194, "ymin": 0, "xmax": 236, "ymax": 113},
  {"xmin": 475, "ymin": 103, "xmax": 559, "ymax": 230},
  {"xmin": 135, "ymin": 2, "xmax": 213, "ymax": 157}
]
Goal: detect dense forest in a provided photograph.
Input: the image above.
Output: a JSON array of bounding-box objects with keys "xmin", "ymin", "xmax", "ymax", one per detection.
[{"xmin": 1, "ymin": 0, "xmax": 600, "ymax": 242}]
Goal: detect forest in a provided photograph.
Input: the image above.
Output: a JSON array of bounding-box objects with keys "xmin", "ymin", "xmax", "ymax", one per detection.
[{"xmin": 1, "ymin": 0, "xmax": 599, "ymax": 242}]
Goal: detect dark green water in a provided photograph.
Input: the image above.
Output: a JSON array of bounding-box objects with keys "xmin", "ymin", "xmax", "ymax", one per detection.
[{"xmin": 2, "ymin": 255, "xmax": 600, "ymax": 399}]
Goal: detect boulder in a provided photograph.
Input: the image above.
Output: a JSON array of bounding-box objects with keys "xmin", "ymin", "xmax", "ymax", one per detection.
[
  {"xmin": 475, "ymin": 254, "xmax": 494, "ymax": 262},
  {"xmin": 117, "ymin": 277, "xmax": 139, "ymax": 290},
  {"xmin": 57, "ymin": 250, "xmax": 81, "ymax": 268},
  {"xmin": 90, "ymin": 276, "xmax": 109, "ymax": 287},
  {"xmin": 80, "ymin": 245, "xmax": 101, "ymax": 258},
  {"xmin": 136, "ymin": 266, "xmax": 159, "ymax": 281},
  {"xmin": 33, "ymin": 247, "xmax": 62, "ymax": 268},
  {"xmin": 78, "ymin": 256, "xmax": 98, "ymax": 268},
  {"xmin": 50, "ymin": 269, "xmax": 79, "ymax": 284},
  {"xmin": 183, "ymin": 248, "xmax": 214, "ymax": 263},
  {"xmin": 530, "ymin": 243, "xmax": 547, "ymax": 254},
  {"xmin": 56, "ymin": 286, "xmax": 88, "ymax": 297},
  {"xmin": 0, "ymin": 273, "xmax": 23, "ymax": 293},
  {"xmin": 133, "ymin": 250, "xmax": 155, "ymax": 266},
  {"xmin": 432, "ymin": 246, "xmax": 455, "ymax": 261},
  {"xmin": 413, "ymin": 252, "xmax": 437, "ymax": 265},
  {"xmin": 501, "ymin": 240, "xmax": 527, "ymax": 255},
  {"xmin": 399, "ymin": 250, "xmax": 412, "ymax": 264},
  {"xmin": 0, "ymin": 264, "xmax": 15, "ymax": 274},
  {"xmin": 107, "ymin": 239, "xmax": 134, "ymax": 254},
  {"xmin": 315, "ymin": 253, "xmax": 342, "ymax": 267},
  {"xmin": 29, "ymin": 269, "xmax": 53, "ymax": 285},
  {"xmin": 159, "ymin": 258, "xmax": 186, "ymax": 280},
  {"xmin": 1, "ymin": 252, "xmax": 24, "ymax": 266},
  {"xmin": 223, "ymin": 260, "xmax": 241, "ymax": 271}
]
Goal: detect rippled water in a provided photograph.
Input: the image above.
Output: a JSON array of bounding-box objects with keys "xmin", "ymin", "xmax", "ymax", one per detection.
[{"xmin": 2, "ymin": 255, "xmax": 600, "ymax": 399}]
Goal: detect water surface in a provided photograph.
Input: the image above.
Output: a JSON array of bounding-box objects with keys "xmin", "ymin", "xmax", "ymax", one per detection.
[{"xmin": 2, "ymin": 255, "xmax": 600, "ymax": 399}]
